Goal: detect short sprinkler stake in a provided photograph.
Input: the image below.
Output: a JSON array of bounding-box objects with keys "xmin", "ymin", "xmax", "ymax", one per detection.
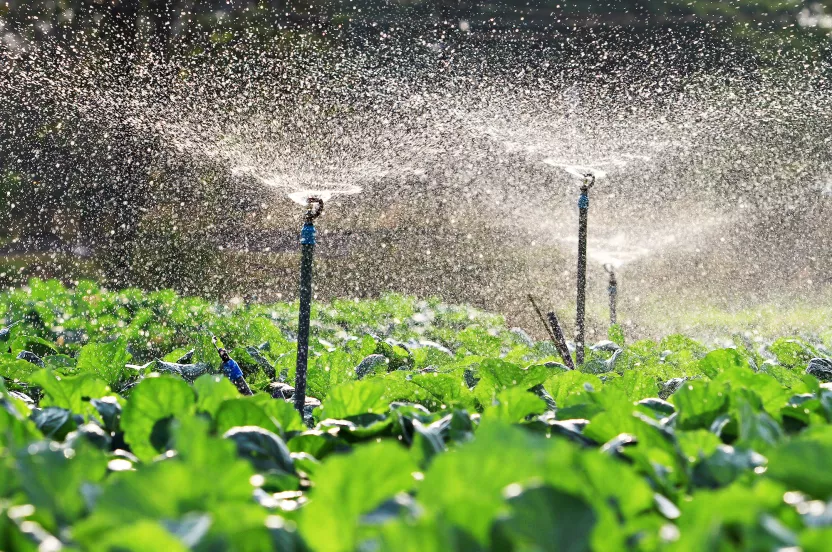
[
  {"xmin": 294, "ymin": 197, "xmax": 324, "ymax": 415},
  {"xmin": 546, "ymin": 311, "xmax": 576, "ymax": 371},
  {"xmin": 604, "ymin": 264, "xmax": 617, "ymax": 326},
  {"xmin": 527, "ymin": 294, "xmax": 559, "ymax": 345},
  {"xmin": 575, "ymin": 174, "xmax": 595, "ymax": 366},
  {"xmin": 526, "ymin": 295, "xmax": 575, "ymax": 370}
]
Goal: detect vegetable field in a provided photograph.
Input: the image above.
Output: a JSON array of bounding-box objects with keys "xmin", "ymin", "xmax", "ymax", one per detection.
[{"xmin": 3, "ymin": 279, "xmax": 832, "ymax": 551}]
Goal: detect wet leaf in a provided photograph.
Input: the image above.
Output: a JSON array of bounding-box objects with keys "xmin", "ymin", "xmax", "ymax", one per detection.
[{"xmin": 121, "ymin": 377, "xmax": 196, "ymax": 462}]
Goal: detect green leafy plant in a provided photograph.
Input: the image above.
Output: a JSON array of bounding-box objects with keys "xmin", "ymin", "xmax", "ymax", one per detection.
[{"xmin": 2, "ymin": 280, "xmax": 832, "ymax": 551}]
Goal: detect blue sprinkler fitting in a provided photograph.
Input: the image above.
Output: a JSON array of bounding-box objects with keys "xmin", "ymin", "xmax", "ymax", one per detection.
[{"xmin": 300, "ymin": 222, "xmax": 317, "ymax": 246}]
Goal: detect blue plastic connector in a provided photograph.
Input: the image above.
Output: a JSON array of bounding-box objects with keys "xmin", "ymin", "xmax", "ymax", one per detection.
[
  {"xmin": 300, "ymin": 223, "xmax": 317, "ymax": 246},
  {"xmin": 578, "ymin": 194, "xmax": 589, "ymax": 210}
]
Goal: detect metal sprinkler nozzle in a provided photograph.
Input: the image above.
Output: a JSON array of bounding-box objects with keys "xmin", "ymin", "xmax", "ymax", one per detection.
[
  {"xmin": 603, "ymin": 263, "xmax": 616, "ymax": 280},
  {"xmin": 305, "ymin": 197, "xmax": 324, "ymax": 222},
  {"xmin": 581, "ymin": 173, "xmax": 596, "ymax": 192}
]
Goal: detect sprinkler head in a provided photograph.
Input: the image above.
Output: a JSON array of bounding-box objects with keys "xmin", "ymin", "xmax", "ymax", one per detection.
[
  {"xmin": 581, "ymin": 173, "xmax": 596, "ymax": 192},
  {"xmin": 604, "ymin": 264, "xmax": 617, "ymax": 285},
  {"xmin": 305, "ymin": 197, "xmax": 325, "ymax": 223}
]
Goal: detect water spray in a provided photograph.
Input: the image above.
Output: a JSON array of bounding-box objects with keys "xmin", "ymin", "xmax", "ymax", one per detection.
[
  {"xmin": 604, "ymin": 264, "xmax": 618, "ymax": 326},
  {"xmin": 575, "ymin": 173, "xmax": 595, "ymax": 366},
  {"xmin": 294, "ymin": 197, "xmax": 324, "ymax": 414}
]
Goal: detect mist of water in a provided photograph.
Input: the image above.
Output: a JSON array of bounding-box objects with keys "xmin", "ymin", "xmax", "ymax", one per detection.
[{"xmin": 1, "ymin": 20, "xmax": 831, "ymax": 338}]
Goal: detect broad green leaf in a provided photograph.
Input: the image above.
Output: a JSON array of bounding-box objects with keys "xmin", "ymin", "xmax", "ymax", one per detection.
[
  {"xmin": 75, "ymin": 418, "xmax": 257, "ymax": 547},
  {"xmin": 30, "ymin": 369, "xmax": 110, "ymax": 417},
  {"xmin": 288, "ymin": 431, "xmax": 344, "ymax": 460},
  {"xmin": 0, "ymin": 407, "xmax": 37, "ymax": 457},
  {"xmin": 698, "ymin": 348, "xmax": 748, "ymax": 379},
  {"xmin": 371, "ymin": 372, "xmax": 431, "ymax": 405},
  {"xmin": 94, "ymin": 521, "xmax": 190, "ymax": 552},
  {"xmin": 374, "ymin": 341, "xmax": 413, "ymax": 371},
  {"xmin": 715, "ymin": 367, "xmax": 789, "ymax": 419},
  {"xmin": 305, "ymin": 350, "xmax": 359, "ymax": 400},
  {"xmin": 419, "ymin": 422, "xmax": 650, "ymax": 546},
  {"xmin": 202, "ymin": 503, "xmax": 274, "ymax": 549},
  {"xmin": 673, "ymin": 480, "xmax": 789, "ymax": 550},
  {"xmin": 372, "ymin": 517, "xmax": 473, "ymax": 552},
  {"xmin": 215, "ymin": 397, "xmax": 282, "ymax": 436},
  {"xmin": 677, "ymin": 430, "xmax": 722, "ymax": 464},
  {"xmin": 476, "ymin": 358, "xmax": 550, "ymax": 394},
  {"xmin": 15, "ymin": 442, "xmax": 108, "ymax": 532},
  {"xmin": 9, "ymin": 335, "xmax": 58, "ymax": 357},
  {"xmin": 316, "ymin": 380, "xmax": 390, "ymax": 419},
  {"xmin": 608, "ymin": 324, "xmax": 625, "ymax": 346},
  {"xmin": 0, "ymin": 355, "xmax": 42, "ymax": 381},
  {"xmin": 454, "ymin": 326, "xmax": 503, "ymax": 357},
  {"xmin": 481, "ymin": 387, "xmax": 546, "ymax": 424},
  {"xmin": 121, "ymin": 377, "xmax": 196, "ymax": 462},
  {"xmin": 692, "ymin": 446, "xmax": 767, "ymax": 489},
  {"xmin": 299, "ymin": 441, "xmax": 418, "ymax": 552},
  {"xmin": 249, "ymin": 394, "xmax": 306, "ymax": 433},
  {"xmin": 174, "ymin": 416, "xmax": 260, "ymax": 497},
  {"xmin": 768, "ymin": 338, "xmax": 816, "ymax": 369},
  {"xmin": 766, "ymin": 426, "xmax": 832, "ymax": 499},
  {"xmin": 491, "ymin": 485, "xmax": 596, "ymax": 552},
  {"xmin": 162, "ymin": 348, "xmax": 192, "ymax": 363},
  {"xmin": 759, "ymin": 361, "xmax": 805, "ymax": 388},
  {"xmin": 410, "ymin": 345, "xmax": 454, "ymax": 369},
  {"xmin": 545, "ymin": 371, "xmax": 603, "ymax": 410},
  {"xmin": 224, "ymin": 425, "xmax": 296, "ymax": 477},
  {"xmin": 31, "ymin": 406, "xmax": 77, "ymax": 440},
  {"xmin": 671, "ymin": 380, "xmax": 728, "ymax": 430},
  {"xmin": 192, "ymin": 333, "xmax": 222, "ymax": 372},
  {"xmin": 42, "ymin": 354, "xmax": 77, "ymax": 372},
  {"xmin": 734, "ymin": 397, "xmax": 783, "ymax": 452},
  {"xmin": 409, "ymin": 372, "xmax": 477, "ymax": 410},
  {"xmin": 801, "ymin": 528, "xmax": 832, "ymax": 552},
  {"xmin": 604, "ymin": 369, "xmax": 658, "ymax": 402},
  {"xmin": 73, "ymin": 462, "xmax": 251, "ymax": 546},
  {"xmin": 613, "ymin": 340, "xmax": 662, "ymax": 375},
  {"xmin": 585, "ymin": 412, "xmax": 687, "ymax": 491},
  {"xmin": 659, "ymin": 335, "xmax": 706, "ymax": 357},
  {"xmin": 76, "ymin": 338, "xmax": 133, "ymax": 387},
  {"xmin": 193, "ymin": 374, "xmax": 240, "ymax": 417}
]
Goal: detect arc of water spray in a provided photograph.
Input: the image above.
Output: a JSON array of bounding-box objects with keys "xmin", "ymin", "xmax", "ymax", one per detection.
[{"xmin": 294, "ymin": 197, "xmax": 324, "ymax": 417}]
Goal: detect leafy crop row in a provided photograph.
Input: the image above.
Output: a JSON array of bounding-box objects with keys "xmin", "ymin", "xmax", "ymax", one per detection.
[{"xmin": 2, "ymin": 279, "xmax": 832, "ymax": 550}]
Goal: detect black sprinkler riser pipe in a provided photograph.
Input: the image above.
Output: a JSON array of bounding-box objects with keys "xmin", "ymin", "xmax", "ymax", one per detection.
[
  {"xmin": 294, "ymin": 241, "xmax": 315, "ymax": 413},
  {"xmin": 294, "ymin": 219, "xmax": 318, "ymax": 414},
  {"xmin": 576, "ymin": 186, "xmax": 589, "ymax": 366},
  {"xmin": 608, "ymin": 272, "xmax": 618, "ymax": 326}
]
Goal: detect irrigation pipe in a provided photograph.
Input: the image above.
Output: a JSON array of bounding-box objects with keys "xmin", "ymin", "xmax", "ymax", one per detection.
[
  {"xmin": 294, "ymin": 197, "xmax": 324, "ymax": 414},
  {"xmin": 575, "ymin": 174, "xmax": 594, "ymax": 366}
]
